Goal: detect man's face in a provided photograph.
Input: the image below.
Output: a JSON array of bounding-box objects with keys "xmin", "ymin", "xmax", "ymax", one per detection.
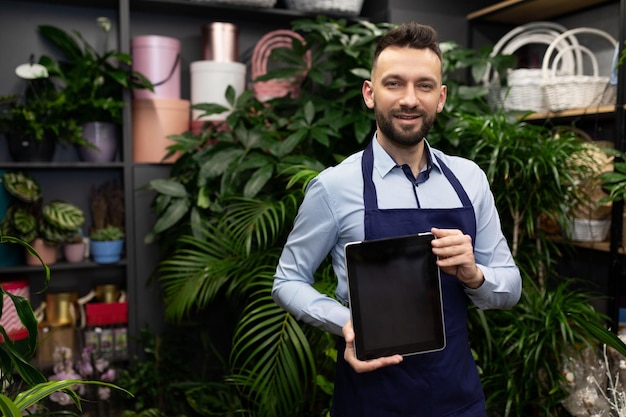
[{"xmin": 362, "ymin": 46, "xmax": 447, "ymax": 147}]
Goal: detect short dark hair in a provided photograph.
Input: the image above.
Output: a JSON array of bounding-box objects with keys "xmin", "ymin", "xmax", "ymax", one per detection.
[{"xmin": 373, "ymin": 22, "xmax": 443, "ymax": 68}]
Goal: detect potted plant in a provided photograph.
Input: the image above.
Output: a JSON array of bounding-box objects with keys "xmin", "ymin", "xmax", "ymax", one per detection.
[
  {"xmin": 0, "ymin": 66, "xmax": 86, "ymax": 162},
  {"xmin": 0, "ymin": 171, "xmax": 85, "ymax": 265},
  {"xmin": 38, "ymin": 17, "xmax": 153, "ymax": 162},
  {"xmin": 89, "ymin": 225, "xmax": 124, "ymax": 264},
  {"xmin": 63, "ymin": 234, "xmax": 86, "ymax": 263}
]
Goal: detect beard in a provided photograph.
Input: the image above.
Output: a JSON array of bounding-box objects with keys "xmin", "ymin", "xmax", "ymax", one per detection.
[{"xmin": 374, "ymin": 105, "xmax": 436, "ymax": 147}]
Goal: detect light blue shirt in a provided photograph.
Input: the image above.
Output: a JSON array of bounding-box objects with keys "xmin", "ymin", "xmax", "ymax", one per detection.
[{"xmin": 272, "ymin": 137, "xmax": 522, "ymax": 336}]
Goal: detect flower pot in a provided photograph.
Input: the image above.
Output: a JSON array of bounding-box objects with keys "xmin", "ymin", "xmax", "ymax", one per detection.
[
  {"xmin": 78, "ymin": 122, "xmax": 119, "ymax": 162},
  {"xmin": 6, "ymin": 134, "xmax": 56, "ymax": 162},
  {"xmin": 90, "ymin": 239, "xmax": 124, "ymax": 264},
  {"xmin": 63, "ymin": 241, "xmax": 86, "ymax": 263},
  {"xmin": 25, "ymin": 238, "xmax": 58, "ymax": 266}
]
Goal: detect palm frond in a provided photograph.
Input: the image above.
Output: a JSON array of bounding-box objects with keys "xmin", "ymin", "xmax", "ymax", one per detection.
[
  {"xmin": 230, "ymin": 280, "xmax": 315, "ymax": 417},
  {"xmin": 223, "ymin": 194, "xmax": 300, "ymax": 254}
]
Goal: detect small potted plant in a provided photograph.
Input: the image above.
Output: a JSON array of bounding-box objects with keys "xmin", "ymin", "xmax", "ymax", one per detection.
[
  {"xmin": 63, "ymin": 234, "xmax": 86, "ymax": 263},
  {"xmin": 89, "ymin": 225, "xmax": 124, "ymax": 264},
  {"xmin": 38, "ymin": 17, "xmax": 153, "ymax": 162},
  {"xmin": 0, "ymin": 65, "xmax": 87, "ymax": 162},
  {"xmin": 0, "ymin": 171, "xmax": 85, "ymax": 265}
]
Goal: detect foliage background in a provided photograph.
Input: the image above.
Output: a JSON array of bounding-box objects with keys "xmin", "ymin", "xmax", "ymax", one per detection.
[{"xmin": 139, "ymin": 17, "xmax": 623, "ymax": 417}]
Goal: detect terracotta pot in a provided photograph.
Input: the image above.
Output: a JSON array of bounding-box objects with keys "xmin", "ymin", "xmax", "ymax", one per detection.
[
  {"xmin": 63, "ymin": 241, "xmax": 86, "ymax": 263},
  {"xmin": 25, "ymin": 238, "xmax": 57, "ymax": 266}
]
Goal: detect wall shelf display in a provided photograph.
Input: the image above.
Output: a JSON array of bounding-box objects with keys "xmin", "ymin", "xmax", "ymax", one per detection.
[
  {"xmin": 0, "ymin": 0, "xmax": 382, "ymax": 360},
  {"xmin": 467, "ymin": 0, "xmax": 614, "ymax": 24},
  {"xmin": 468, "ymin": 0, "xmax": 625, "ymax": 328}
]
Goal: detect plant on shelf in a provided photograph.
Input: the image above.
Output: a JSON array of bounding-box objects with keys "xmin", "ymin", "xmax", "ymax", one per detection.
[
  {"xmin": 88, "ymin": 180, "xmax": 125, "ymax": 264},
  {"xmin": 0, "ymin": 171, "xmax": 85, "ymax": 265},
  {"xmin": 0, "ymin": 232, "xmax": 127, "ymax": 416},
  {"xmin": 89, "ymin": 225, "xmax": 124, "ymax": 264},
  {"xmin": 0, "ymin": 65, "xmax": 86, "ymax": 162},
  {"xmin": 90, "ymin": 225, "xmax": 124, "ymax": 242},
  {"xmin": 37, "ymin": 18, "xmax": 153, "ymax": 161}
]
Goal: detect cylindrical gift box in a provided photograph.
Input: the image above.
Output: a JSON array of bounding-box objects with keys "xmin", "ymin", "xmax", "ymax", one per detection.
[
  {"xmin": 190, "ymin": 60, "xmax": 246, "ymax": 122},
  {"xmin": 132, "ymin": 98, "xmax": 190, "ymax": 163},
  {"xmin": 132, "ymin": 35, "xmax": 181, "ymax": 100},
  {"xmin": 202, "ymin": 22, "xmax": 239, "ymax": 62}
]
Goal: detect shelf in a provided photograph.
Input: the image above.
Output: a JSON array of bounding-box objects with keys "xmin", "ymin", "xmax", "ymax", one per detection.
[
  {"xmin": 0, "ymin": 259, "xmax": 127, "ymax": 275},
  {"xmin": 0, "ymin": 162, "xmax": 125, "ymax": 169},
  {"xmin": 467, "ymin": 0, "xmax": 615, "ymax": 24},
  {"xmin": 550, "ymin": 237, "xmax": 623, "ymax": 253},
  {"xmin": 130, "ymin": 0, "xmax": 370, "ymax": 23},
  {"xmin": 523, "ymin": 104, "xmax": 618, "ymax": 121}
]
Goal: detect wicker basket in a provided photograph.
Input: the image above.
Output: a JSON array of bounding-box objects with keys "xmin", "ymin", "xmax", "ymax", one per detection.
[
  {"xmin": 252, "ymin": 29, "xmax": 311, "ymax": 102},
  {"xmin": 541, "ymin": 27, "xmax": 617, "ymax": 112},
  {"xmin": 484, "ymin": 22, "xmax": 579, "ymax": 113},
  {"xmin": 191, "ymin": 0, "xmax": 276, "ymax": 7},
  {"xmin": 284, "ymin": 0, "xmax": 364, "ymax": 16},
  {"xmin": 565, "ymin": 218, "xmax": 611, "ymax": 242}
]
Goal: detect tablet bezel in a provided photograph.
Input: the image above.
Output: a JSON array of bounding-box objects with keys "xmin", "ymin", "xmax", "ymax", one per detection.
[{"xmin": 344, "ymin": 232, "xmax": 446, "ymax": 361}]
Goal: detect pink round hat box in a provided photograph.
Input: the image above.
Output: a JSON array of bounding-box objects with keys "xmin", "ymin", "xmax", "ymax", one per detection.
[{"xmin": 132, "ymin": 35, "xmax": 181, "ymax": 100}]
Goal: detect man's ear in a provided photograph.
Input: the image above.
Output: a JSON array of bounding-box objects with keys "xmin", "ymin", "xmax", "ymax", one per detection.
[
  {"xmin": 437, "ymin": 84, "xmax": 447, "ymax": 113},
  {"xmin": 362, "ymin": 80, "xmax": 374, "ymax": 109}
]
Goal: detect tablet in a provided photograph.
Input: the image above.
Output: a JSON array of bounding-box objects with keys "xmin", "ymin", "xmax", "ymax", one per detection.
[{"xmin": 344, "ymin": 232, "xmax": 445, "ymax": 361}]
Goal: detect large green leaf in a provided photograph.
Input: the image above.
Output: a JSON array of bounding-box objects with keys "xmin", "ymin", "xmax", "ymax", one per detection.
[
  {"xmin": 1, "ymin": 172, "xmax": 42, "ymax": 203},
  {"xmin": 149, "ymin": 179, "xmax": 189, "ymax": 198},
  {"xmin": 42, "ymin": 200, "xmax": 85, "ymax": 232}
]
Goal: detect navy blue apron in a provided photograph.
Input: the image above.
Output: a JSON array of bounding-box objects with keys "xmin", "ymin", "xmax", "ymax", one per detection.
[{"xmin": 331, "ymin": 141, "xmax": 486, "ymax": 417}]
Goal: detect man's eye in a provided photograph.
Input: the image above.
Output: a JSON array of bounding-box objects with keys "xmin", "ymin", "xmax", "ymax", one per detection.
[{"xmin": 419, "ymin": 83, "xmax": 434, "ymax": 90}]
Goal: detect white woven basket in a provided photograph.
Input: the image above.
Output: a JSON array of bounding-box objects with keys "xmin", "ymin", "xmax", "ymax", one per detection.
[
  {"xmin": 191, "ymin": 0, "xmax": 276, "ymax": 7},
  {"xmin": 285, "ymin": 0, "xmax": 364, "ymax": 15},
  {"xmin": 484, "ymin": 22, "xmax": 580, "ymax": 113},
  {"xmin": 565, "ymin": 218, "xmax": 610, "ymax": 242},
  {"xmin": 541, "ymin": 27, "xmax": 617, "ymax": 112}
]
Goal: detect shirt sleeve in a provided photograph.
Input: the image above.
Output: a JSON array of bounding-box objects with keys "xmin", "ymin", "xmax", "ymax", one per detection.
[
  {"xmin": 272, "ymin": 177, "xmax": 350, "ymax": 336},
  {"xmin": 464, "ymin": 167, "xmax": 522, "ymax": 310}
]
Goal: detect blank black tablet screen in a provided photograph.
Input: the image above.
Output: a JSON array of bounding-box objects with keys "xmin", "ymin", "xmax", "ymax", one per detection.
[{"xmin": 345, "ymin": 233, "xmax": 445, "ymax": 361}]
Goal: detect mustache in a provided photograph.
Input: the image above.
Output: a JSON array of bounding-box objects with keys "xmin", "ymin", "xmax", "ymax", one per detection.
[{"xmin": 392, "ymin": 108, "xmax": 426, "ymax": 117}]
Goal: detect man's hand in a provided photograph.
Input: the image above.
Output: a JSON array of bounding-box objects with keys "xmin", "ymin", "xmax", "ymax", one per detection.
[
  {"xmin": 430, "ymin": 227, "xmax": 484, "ymax": 289},
  {"xmin": 342, "ymin": 320, "xmax": 403, "ymax": 373}
]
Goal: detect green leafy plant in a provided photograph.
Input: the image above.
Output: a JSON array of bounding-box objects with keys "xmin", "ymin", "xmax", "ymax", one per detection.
[
  {"xmin": 0, "ymin": 233, "xmax": 127, "ymax": 415},
  {"xmin": 145, "ymin": 18, "xmax": 626, "ymax": 417},
  {"xmin": 38, "ymin": 18, "xmax": 153, "ymax": 126},
  {"xmin": 599, "ymin": 148, "xmax": 626, "ymax": 204},
  {"xmin": 0, "ymin": 76, "xmax": 85, "ymax": 147},
  {"xmin": 90, "ymin": 225, "xmax": 124, "ymax": 241},
  {"xmin": 0, "ymin": 172, "xmax": 84, "ymax": 244}
]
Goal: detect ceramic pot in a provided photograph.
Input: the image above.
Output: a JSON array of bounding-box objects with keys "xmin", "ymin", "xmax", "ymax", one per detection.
[
  {"xmin": 90, "ymin": 239, "xmax": 124, "ymax": 264},
  {"xmin": 63, "ymin": 241, "xmax": 86, "ymax": 263},
  {"xmin": 25, "ymin": 238, "xmax": 57, "ymax": 266},
  {"xmin": 7, "ymin": 134, "xmax": 56, "ymax": 162},
  {"xmin": 78, "ymin": 122, "xmax": 119, "ymax": 162}
]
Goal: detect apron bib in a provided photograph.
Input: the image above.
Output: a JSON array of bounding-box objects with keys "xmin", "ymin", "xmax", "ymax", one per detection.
[{"xmin": 332, "ymin": 141, "xmax": 486, "ymax": 417}]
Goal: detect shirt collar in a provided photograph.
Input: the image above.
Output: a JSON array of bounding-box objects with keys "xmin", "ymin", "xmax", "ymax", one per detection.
[{"xmin": 371, "ymin": 134, "xmax": 440, "ymax": 179}]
